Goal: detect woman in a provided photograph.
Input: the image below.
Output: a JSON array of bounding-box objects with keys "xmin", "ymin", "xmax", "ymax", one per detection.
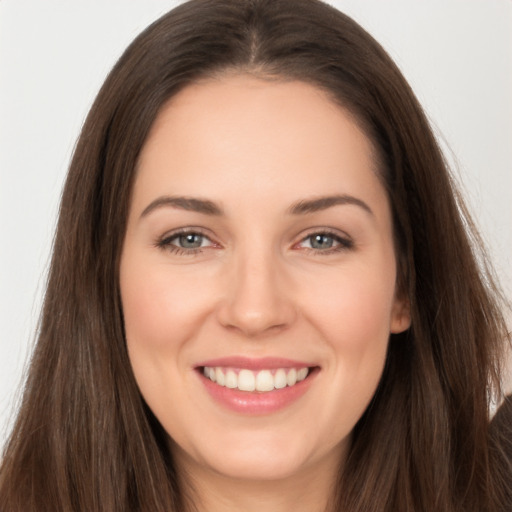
[{"xmin": 0, "ymin": 0, "xmax": 510, "ymax": 510}]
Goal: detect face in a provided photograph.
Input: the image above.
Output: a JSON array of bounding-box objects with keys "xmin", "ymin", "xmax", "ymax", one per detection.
[{"xmin": 120, "ymin": 75, "xmax": 410, "ymax": 485}]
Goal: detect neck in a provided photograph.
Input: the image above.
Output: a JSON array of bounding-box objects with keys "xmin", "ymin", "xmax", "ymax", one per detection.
[{"xmin": 174, "ymin": 445, "xmax": 343, "ymax": 512}]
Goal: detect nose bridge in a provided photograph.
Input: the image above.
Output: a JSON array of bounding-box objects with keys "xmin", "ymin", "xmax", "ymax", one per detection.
[{"xmin": 217, "ymin": 238, "xmax": 296, "ymax": 336}]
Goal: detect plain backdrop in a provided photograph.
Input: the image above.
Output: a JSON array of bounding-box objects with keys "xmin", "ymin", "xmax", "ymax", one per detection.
[{"xmin": 1, "ymin": 0, "xmax": 511, "ymax": 446}]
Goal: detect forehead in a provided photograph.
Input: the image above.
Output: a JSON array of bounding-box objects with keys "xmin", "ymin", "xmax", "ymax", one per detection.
[{"xmin": 133, "ymin": 75, "xmax": 386, "ymax": 216}]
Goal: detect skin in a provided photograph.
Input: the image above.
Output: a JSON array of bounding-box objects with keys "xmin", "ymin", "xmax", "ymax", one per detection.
[{"xmin": 120, "ymin": 74, "xmax": 410, "ymax": 512}]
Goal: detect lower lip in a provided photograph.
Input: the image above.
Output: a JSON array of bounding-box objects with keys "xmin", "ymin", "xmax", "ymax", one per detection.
[{"xmin": 198, "ymin": 368, "xmax": 318, "ymax": 415}]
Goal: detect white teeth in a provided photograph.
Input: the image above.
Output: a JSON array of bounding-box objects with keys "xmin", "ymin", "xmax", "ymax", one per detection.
[
  {"xmin": 255, "ymin": 370, "xmax": 274, "ymax": 392},
  {"xmin": 286, "ymin": 368, "xmax": 297, "ymax": 387},
  {"xmin": 225, "ymin": 369, "xmax": 237, "ymax": 388},
  {"xmin": 274, "ymin": 368, "xmax": 287, "ymax": 389},
  {"xmin": 297, "ymin": 367, "xmax": 308, "ymax": 381},
  {"xmin": 238, "ymin": 369, "xmax": 255, "ymax": 391},
  {"xmin": 215, "ymin": 367, "xmax": 225, "ymax": 386},
  {"xmin": 202, "ymin": 366, "xmax": 311, "ymax": 392}
]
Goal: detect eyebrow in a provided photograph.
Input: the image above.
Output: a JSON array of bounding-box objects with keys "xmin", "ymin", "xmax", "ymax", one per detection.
[
  {"xmin": 140, "ymin": 195, "xmax": 224, "ymax": 218},
  {"xmin": 287, "ymin": 194, "xmax": 373, "ymax": 216},
  {"xmin": 139, "ymin": 193, "xmax": 373, "ymax": 219}
]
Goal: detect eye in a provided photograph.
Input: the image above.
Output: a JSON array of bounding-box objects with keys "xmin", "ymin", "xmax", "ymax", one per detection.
[
  {"xmin": 305, "ymin": 233, "xmax": 336, "ymax": 250},
  {"xmin": 297, "ymin": 231, "xmax": 353, "ymax": 253},
  {"xmin": 156, "ymin": 229, "xmax": 216, "ymax": 255},
  {"xmin": 174, "ymin": 233, "xmax": 209, "ymax": 249}
]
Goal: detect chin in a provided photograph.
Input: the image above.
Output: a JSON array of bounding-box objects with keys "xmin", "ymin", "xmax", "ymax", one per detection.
[
  {"xmin": 204, "ymin": 449, "xmax": 314, "ymax": 482},
  {"xmin": 170, "ymin": 427, "xmax": 346, "ymax": 483}
]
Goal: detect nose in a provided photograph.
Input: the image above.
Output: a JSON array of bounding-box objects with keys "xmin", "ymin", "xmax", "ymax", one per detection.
[{"xmin": 216, "ymin": 249, "xmax": 297, "ymax": 338}]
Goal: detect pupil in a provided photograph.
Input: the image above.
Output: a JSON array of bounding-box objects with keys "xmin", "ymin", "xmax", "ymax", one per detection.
[
  {"xmin": 311, "ymin": 234, "xmax": 333, "ymax": 249},
  {"xmin": 180, "ymin": 234, "xmax": 202, "ymax": 248}
]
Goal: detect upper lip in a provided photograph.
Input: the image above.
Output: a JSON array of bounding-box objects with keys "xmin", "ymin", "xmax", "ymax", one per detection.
[{"xmin": 196, "ymin": 356, "xmax": 316, "ymax": 371}]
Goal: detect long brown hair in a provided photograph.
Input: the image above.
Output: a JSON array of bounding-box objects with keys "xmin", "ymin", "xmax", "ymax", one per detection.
[{"xmin": 1, "ymin": 1, "xmax": 510, "ymax": 510}]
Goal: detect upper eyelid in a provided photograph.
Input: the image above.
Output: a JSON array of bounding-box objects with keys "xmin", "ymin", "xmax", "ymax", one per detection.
[
  {"xmin": 156, "ymin": 230, "xmax": 217, "ymax": 256},
  {"xmin": 155, "ymin": 228, "xmax": 218, "ymax": 253},
  {"xmin": 293, "ymin": 229, "xmax": 355, "ymax": 253},
  {"xmin": 299, "ymin": 232, "xmax": 345, "ymax": 243},
  {"xmin": 160, "ymin": 226, "xmax": 215, "ymax": 241},
  {"xmin": 295, "ymin": 227, "xmax": 352, "ymax": 242},
  {"xmin": 169, "ymin": 232, "xmax": 212, "ymax": 244},
  {"xmin": 156, "ymin": 226, "xmax": 352, "ymax": 247}
]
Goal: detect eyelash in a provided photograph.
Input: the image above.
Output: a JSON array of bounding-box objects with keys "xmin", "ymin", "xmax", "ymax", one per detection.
[
  {"xmin": 296, "ymin": 229, "xmax": 354, "ymax": 255},
  {"xmin": 155, "ymin": 228, "xmax": 214, "ymax": 256},
  {"xmin": 155, "ymin": 228, "xmax": 354, "ymax": 256}
]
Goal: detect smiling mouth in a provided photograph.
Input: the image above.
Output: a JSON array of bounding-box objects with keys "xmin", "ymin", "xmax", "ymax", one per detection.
[{"xmin": 201, "ymin": 366, "xmax": 313, "ymax": 393}]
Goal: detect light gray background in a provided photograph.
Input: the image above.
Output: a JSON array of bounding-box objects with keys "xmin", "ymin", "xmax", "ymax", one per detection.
[{"xmin": 1, "ymin": 0, "xmax": 511, "ymax": 446}]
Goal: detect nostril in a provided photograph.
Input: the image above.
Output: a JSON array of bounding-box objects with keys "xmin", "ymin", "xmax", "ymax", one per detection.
[{"xmin": 216, "ymin": 298, "xmax": 297, "ymax": 337}]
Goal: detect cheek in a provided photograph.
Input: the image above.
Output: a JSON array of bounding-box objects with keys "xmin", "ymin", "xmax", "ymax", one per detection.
[
  {"xmin": 120, "ymin": 259, "xmax": 215, "ymax": 350},
  {"xmin": 119, "ymin": 257, "xmax": 216, "ymax": 418},
  {"xmin": 303, "ymin": 267, "xmax": 395, "ymax": 429},
  {"xmin": 305, "ymin": 265, "xmax": 397, "ymax": 350}
]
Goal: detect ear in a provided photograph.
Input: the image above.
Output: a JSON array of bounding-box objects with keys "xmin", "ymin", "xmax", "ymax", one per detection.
[{"xmin": 390, "ymin": 294, "xmax": 411, "ymax": 334}]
